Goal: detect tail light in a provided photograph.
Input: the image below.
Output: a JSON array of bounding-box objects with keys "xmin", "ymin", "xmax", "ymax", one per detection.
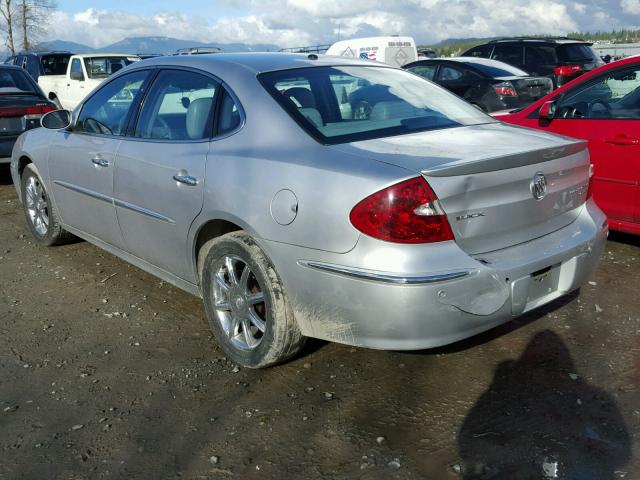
[
  {"xmin": 349, "ymin": 177, "xmax": 454, "ymax": 243},
  {"xmin": 494, "ymin": 81, "xmax": 518, "ymax": 97},
  {"xmin": 0, "ymin": 103, "xmax": 57, "ymax": 118},
  {"xmin": 553, "ymin": 65, "xmax": 583, "ymax": 77}
]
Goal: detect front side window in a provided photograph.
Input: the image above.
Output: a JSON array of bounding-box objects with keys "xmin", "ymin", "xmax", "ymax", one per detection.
[
  {"xmin": 556, "ymin": 68, "xmax": 640, "ymax": 120},
  {"xmin": 406, "ymin": 64, "xmax": 437, "ymax": 81},
  {"xmin": 70, "ymin": 59, "xmax": 84, "ymax": 81},
  {"xmin": 135, "ymin": 70, "xmax": 217, "ymax": 140},
  {"xmin": 76, "ymin": 70, "xmax": 149, "ymax": 135},
  {"xmin": 260, "ymin": 66, "xmax": 494, "ymax": 144}
]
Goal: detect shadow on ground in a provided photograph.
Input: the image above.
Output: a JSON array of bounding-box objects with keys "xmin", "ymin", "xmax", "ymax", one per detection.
[{"xmin": 458, "ymin": 330, "xmax": 631, "ymax": 479}]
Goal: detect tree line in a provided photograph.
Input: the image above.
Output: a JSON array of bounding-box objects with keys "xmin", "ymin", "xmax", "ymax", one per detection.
[{"xmin": 0, "ymin": 0, "xmax": 56, "ymax": 55}]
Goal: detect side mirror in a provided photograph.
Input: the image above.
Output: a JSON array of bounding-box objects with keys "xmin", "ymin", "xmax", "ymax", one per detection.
[
  {"xmin": 539, "ymin": 101, "xmax": 556, "ymax": 120},
  {"xmin": 41, "ymin": 109, "xmax": 72, "ymax": 130}
]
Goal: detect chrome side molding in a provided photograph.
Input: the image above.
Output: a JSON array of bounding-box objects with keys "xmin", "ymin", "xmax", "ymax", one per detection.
[{"xmin": 298, "ymin": 260, "xmax": 470, "ymax": 285}]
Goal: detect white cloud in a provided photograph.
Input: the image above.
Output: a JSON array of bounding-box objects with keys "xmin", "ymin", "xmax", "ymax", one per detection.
[
  {"xmin": 41, "ymin": 1, "xmax": 640, "ymax": 49},
  {"xmin": 621, "ymin": 0, "xmax": 640, "ymax": 14}
]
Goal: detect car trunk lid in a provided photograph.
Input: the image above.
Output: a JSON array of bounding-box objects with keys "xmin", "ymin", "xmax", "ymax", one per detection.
[
  {"xmin": 0, "ymin": 94, "xmax": 50, "ymax": 135},
  {"xmin": 494, "ymin": 76, "xmax": 554, "ymax": 102},
  {"xmin": 332, "ymin": 123, "xmax": 591, "ymax": 254}
]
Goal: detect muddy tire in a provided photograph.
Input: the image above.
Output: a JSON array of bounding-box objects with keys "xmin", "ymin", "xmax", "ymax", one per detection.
[
  {"xmin": 200, "ymin": 231, "xmax": 306, "ymax": 368},
  {"xmin": 21, "ymin": 164, "xmax": 74, "ymax": 246}
]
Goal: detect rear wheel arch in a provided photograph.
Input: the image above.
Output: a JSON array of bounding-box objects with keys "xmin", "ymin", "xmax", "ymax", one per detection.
[{"xmin": 194, "ymin": 219, "xmax": 244, "ymax": 285}]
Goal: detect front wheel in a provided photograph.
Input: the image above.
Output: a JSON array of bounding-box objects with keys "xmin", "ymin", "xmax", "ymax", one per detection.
[
  {"xmin": 21, "ymin": 164, "xmax": 73, "ymax": 246},
  {"xmin": 200, "ymin": 232, "xmax": 306, "ymax": 368}
]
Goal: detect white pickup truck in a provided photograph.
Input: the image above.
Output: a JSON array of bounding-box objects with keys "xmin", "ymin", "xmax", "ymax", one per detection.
[{"xmin": 38, "ymin": 53, "xmax": 141, "ymax": 111}]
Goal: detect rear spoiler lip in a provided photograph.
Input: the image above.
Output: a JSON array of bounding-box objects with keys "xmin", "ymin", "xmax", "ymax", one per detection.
[{"xmin": 421, "ymin": 140, "xmax": 588, "ymax": 177}]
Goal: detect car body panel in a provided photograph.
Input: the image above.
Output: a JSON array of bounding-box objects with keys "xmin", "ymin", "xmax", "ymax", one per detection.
[
  {"xmin": 11, "ymin": 53, "xmax": 607, "ymax": 349},
  {"xmin": 499, "ymin": 56, "xmax": 640, "ymax": 234}
]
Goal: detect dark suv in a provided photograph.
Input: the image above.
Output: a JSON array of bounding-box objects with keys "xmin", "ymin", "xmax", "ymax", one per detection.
[
  {"xmin": 4, "ymin": 51, "xmax": 73, "ymax": 82},
  {"xmin": 462, "ymin": 38, "xmax": 604, "ymax": 87}
]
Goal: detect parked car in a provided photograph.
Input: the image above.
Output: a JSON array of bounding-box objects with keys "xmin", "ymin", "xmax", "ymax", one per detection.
[
  {"xmin": 5, "ymin": 51, "xmax": 73, "ymax": 82},
  {"xmin": 38, "ymin": 53, "xmax": 141, "ymax": 110},
  {"xmin": 404, "ymin": 57, "xmax": 553, "ymax": 112},
  {"xmin": 326, "ymin": 36, "xmax": 418, "ymax": 67},
  {"xmin": 0, "ymin": 65, "xmax": 56, "ymax": 164},
  {"xmin": 498, "ymin": 56, "xmax": 640, "ymax": 235},
  {"xmin": 11, "ymin": 53, "xmax": 607, "ymax": 367},
  {"xmin": 175, "ymin": 47, "xmax": 222, "ymax": 55},
  {"xmin": 463, "ymin": 37, "xmax": 604, "ymax": 87}
]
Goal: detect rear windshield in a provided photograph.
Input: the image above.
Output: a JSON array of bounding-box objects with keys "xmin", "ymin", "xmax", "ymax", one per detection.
[
  {"xmin": 259, "ymin": 66, "xmax": 494, "ymax": 144},
  {"xmin": 84, "ymin": 57, "xmax": 138, "ymax": 79},
  {"xmin": 41, "ymin": 54, "xmax": 70, "ymax": 75},
  {"xmin": 557, "ymin": 44, "xmax": 596, "ymax": 62},
  {"xmin": 464, "ymin": 62, "xmax": 528, "ymax": 78},
  {"xmin": 0, "ymin": 68, "xmax": 37, "ymax": 94}
]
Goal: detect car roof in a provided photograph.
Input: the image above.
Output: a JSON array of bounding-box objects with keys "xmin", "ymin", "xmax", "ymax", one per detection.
[
  {"xmin": 135, "ymin": 52, "xmax": 392, "ymax": 75},
  {"xmin": 440, "ymin": 56, "xmax": 524, "ymax": 69},
  {"xmin": 73, "ymin": 53, "xmax": 140, "ymax": 58},
  {"xmin": 488, "ymin": 37, "xmax": 592, "ymax": 45}
]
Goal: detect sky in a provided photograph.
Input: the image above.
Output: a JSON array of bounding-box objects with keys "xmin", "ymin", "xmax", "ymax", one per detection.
[{"xmin": 44, "ymin": 0, "xmax": 640, "ymax": 48}]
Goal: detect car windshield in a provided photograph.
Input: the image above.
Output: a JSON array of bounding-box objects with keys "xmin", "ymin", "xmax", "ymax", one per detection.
[
  {"xmin": 558, "ymin": 45, "xmax": 595, "ymax": 62},
  {"xmin": 83, "ymin": 57, "xmax": 138, "ymax": 79},
  {"xmin": 259, "ymin": 66, "xmax": 495, "ymax": 144},
  {"xmin": 464, "ymin": 62, "xmax": 528, "ymax": 78},
  {"xmin": 41, "ymin": 55, "xmax": 70, "ymax": 75},
  {"xmin": 0, "ymin": 68, "xmax": 37, "ymax": 94}
]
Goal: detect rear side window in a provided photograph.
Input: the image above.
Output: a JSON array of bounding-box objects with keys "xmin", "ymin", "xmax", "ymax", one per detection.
[
  {"xmin": 491, "ymin": 45, "xmax": 523, "ymax": 64},
  {"xmin": 438, "ymin": 65, "xmax": 464, "ymax": 81},
  {"xmin": 406, "ymin": 64, "xmax": 437, "ymax": 80},
  {"xmin": 557, "ymin": 44, "xmax": 597, "ymax": 62},
  {"xmin": 77, "ymin": 70, "xmax": 149, "ymax": 136},
  {"xmin": 465, "ymin": 45, "xmax": 492, "ymax": 58},
  {"xmin": 525, "ymin": 46, "xmax": 557, "ymax": 66},
  {"xmin": 26, "ymin": 56, "xmax": 39, "ymax": 77},
  {"xmin": 218, "ymin": 90, "xmax": 241, "ymax": 135},
  {"xmin": 135, "ymin": 70, "xmax": 217, "ymax": 141},
  {"xmin": 41, "ymin": 55, "xmax": 69, "ymax": 75}
]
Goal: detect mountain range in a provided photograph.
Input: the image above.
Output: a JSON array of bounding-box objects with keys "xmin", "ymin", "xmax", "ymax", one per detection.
[{"xmin": 39, "ymin": 36, "xmax": 280, "ymax": 55}]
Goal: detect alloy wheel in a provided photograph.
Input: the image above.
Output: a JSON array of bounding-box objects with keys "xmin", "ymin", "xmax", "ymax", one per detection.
[{"xmin": 25, "ymin": 175, "xmax": 49, "ymax": 236}]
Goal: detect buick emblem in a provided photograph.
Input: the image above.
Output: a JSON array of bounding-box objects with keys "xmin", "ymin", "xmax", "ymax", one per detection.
[{"xmin": 530, "ymin": 172, "xmax": 547, "ymax": 201}]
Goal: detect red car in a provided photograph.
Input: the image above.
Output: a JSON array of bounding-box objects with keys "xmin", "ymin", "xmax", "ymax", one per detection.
[{"xmin": 499, "ymin": 56, "xmax": 640, "ymax": 235}]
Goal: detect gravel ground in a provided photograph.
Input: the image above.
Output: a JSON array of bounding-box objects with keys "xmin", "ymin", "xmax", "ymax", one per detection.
[{"xmin": 1, "ymin": 166, "xmax": 638, "ymax": 480}]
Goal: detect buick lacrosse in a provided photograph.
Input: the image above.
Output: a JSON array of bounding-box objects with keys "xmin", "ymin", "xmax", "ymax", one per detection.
[{"xmin": 11, "ymin": 53, "xmax": 607, "ymax": 367}]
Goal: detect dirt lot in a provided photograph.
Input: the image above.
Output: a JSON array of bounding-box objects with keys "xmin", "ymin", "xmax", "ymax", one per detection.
[{"xmin": 1, "ymin": 166, "xmax": 638, "ymax": 480}]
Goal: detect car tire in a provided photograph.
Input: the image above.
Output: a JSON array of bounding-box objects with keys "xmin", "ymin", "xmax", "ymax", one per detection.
[
  {"xmin": 200, "ymin": 231, "xmax": 306, "ymax": 368},
  {"xmin": 21, "ymin": 164, "xmax": 74, "ymax": 246}
]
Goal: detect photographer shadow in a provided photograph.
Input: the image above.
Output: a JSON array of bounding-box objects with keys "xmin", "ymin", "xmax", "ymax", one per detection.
[{"xmin": 458, "ymin": 330, "xmax": 630, "ymax": 479}]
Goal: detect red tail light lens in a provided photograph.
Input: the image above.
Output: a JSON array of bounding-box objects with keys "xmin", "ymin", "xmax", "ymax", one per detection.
[
  {"xmin": 0, "ymin": 103, "xmax": 57, "ymax": 117},
  {"xmin": 553, "ymin": 65, "xmax": 584, "ymax": 77},
  {"xmin": 349, "ymin": 177, "xmax": 454, "ymax": 244},
  {"xmin": 494, "ymin": 82, "xmax": 518, "ymax": 97}
]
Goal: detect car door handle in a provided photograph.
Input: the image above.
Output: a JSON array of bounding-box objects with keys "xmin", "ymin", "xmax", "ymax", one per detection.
[
  {"xmin": 605, "ymin": 136, "xmax": 640, "ymax": 146},
  {"xmin": 92, "ymin": 157, "xmax": 109, "ymax": 167},
  {"xmin": 173, "ymin": 174, "xmax": 197, "ymax": 186}
]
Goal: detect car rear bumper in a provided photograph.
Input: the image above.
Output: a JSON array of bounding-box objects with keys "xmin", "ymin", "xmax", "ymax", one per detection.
[
  {"xmin": 0, "ymin": 135, "xmax": 19, "ymax": 163},
  {"xmin": 261, "ymin": 199, "xmax": 607, "ymax": 350}
]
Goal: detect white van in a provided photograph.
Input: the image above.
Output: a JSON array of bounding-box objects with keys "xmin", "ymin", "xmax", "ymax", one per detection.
[{"xmin": 325, "ymin": 36, "xmax": 418, "ymax": 67}]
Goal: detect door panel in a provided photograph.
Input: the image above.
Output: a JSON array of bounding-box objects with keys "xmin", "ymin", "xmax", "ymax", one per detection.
[
  {"xmin": 545, "ymin": 66, "xmax": 640, "ymax": 224},
  {"xmin": 49, "ymin": 132, "xmax": 125, "ymax": 247},
  {"xmin": 49, "ymin": 69, "xmax": 151, "ymax": 248},
  {"xmin": 114, "ymin": 69, "xmax": 218, "ymax": 281}
]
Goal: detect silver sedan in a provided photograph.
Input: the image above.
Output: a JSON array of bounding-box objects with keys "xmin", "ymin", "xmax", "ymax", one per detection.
[{"xmin": 10, "ymin": 53, "xmax": 607, "ymax": 367}]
